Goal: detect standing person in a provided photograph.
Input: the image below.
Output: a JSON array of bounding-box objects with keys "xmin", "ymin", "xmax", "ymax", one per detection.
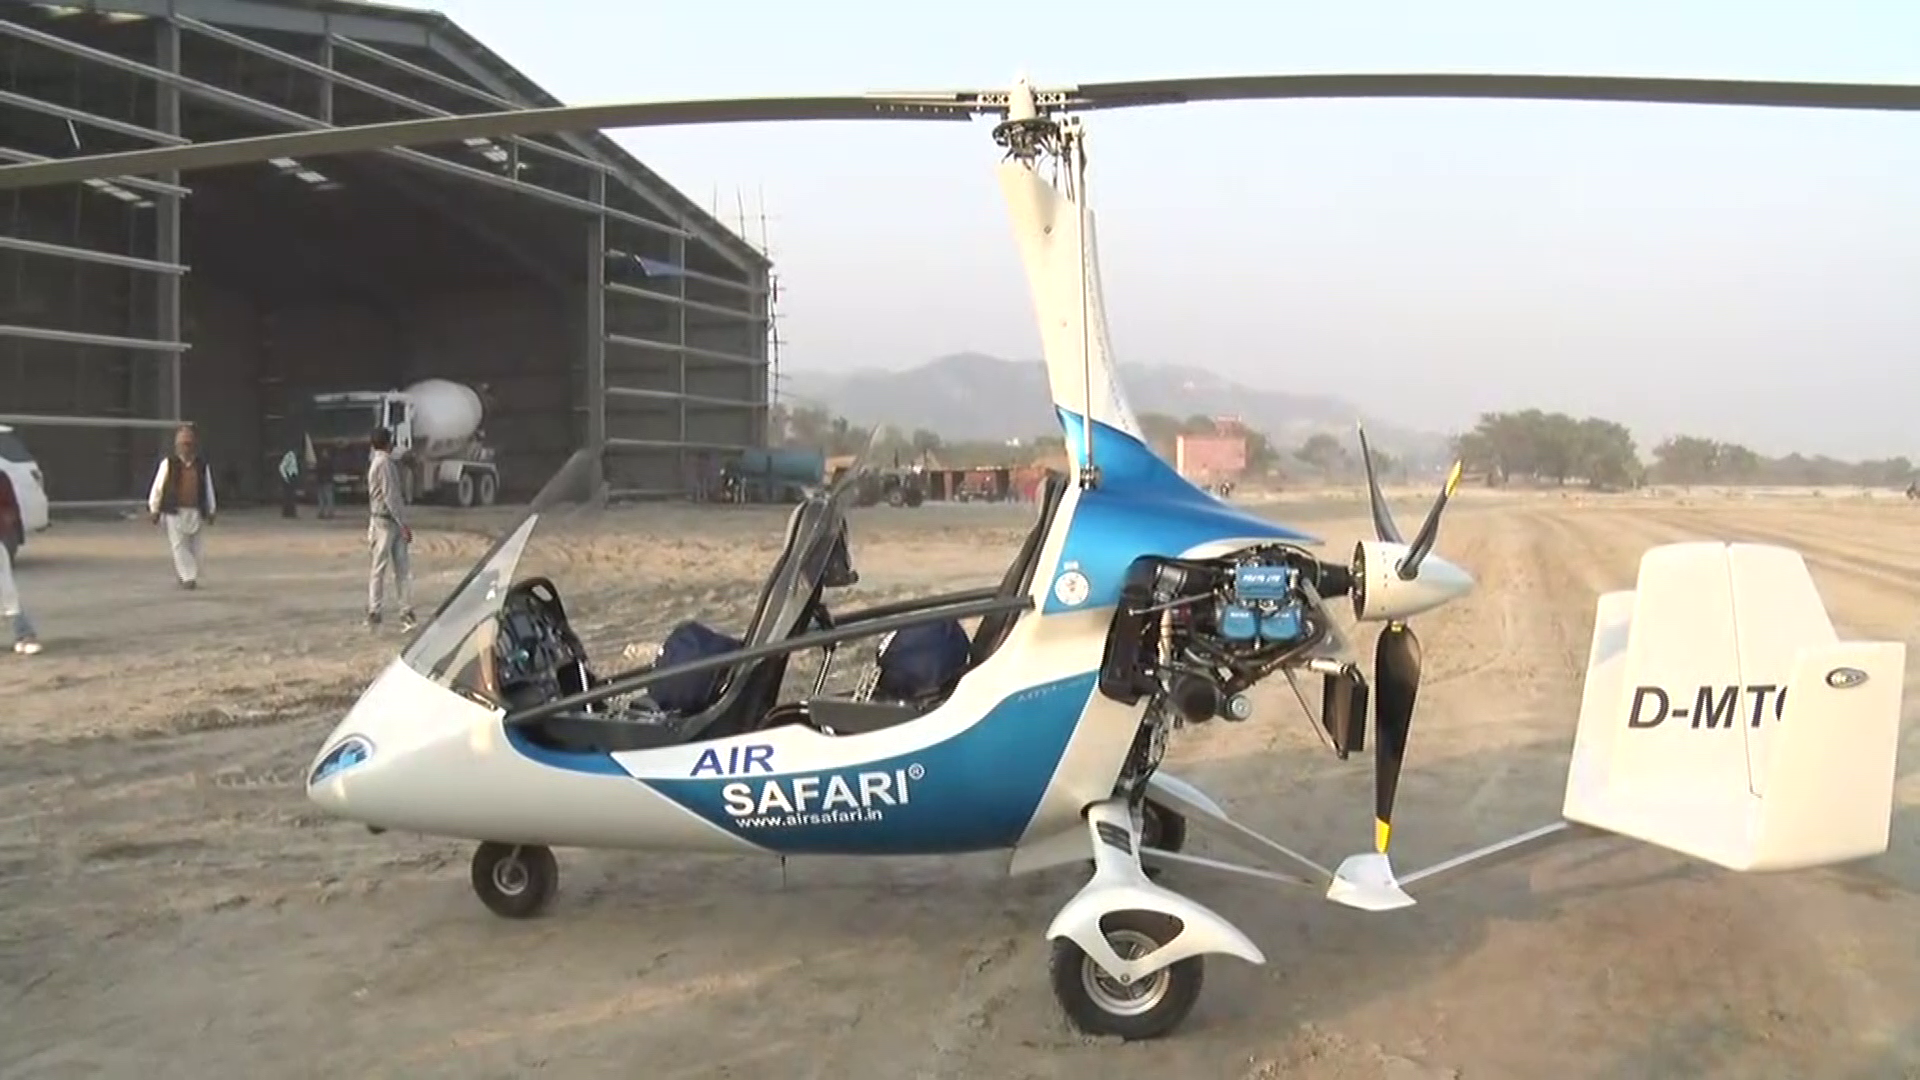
[
  {"xmin": 0, "ymin": 469, "xmax": 41, "ymax": 654},
  {"xmin": 277, "ymin": 447, "xmax": 300, "ymax": 519},
  {"xmin": 313, "ymin": 442, "xmax": 337, "ymax": 520},
  {"xmin": 147, "ymin": 424, "xmax": 216, "ymax": 590},
  {"xmin": 366, "ymin": 426, "xmax": 416, "ymax": 631}
]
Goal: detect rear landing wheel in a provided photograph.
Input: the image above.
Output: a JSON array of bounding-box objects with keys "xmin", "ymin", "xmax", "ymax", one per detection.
[
  {"xmin": 1049, "ymin": 910, "xmax": 1204, "ymax": 1040},
  {"xmin": 471, "ymin": 841, "xmax": 558, "ymax": 918}
]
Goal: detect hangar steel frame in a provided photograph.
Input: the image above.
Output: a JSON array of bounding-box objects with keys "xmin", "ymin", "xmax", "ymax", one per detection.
[{"xmin": 0, "ymin": 0, "xmax": 772, "ymax": 503}]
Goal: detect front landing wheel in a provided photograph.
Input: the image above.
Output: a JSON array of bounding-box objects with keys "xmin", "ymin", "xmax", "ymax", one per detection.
[
  {"xmin": 1049, "ymin": 911, "xmax": 1204, "ymax": 1040},
  {"xmin": 471, "ymin": 841, "xmax": 558, "ymax": 919}
]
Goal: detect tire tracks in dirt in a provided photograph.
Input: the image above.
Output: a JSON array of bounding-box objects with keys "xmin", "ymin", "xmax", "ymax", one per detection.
[{"xmin": 1438, "ymin": 504, "xmax": 1657, "ymax": 819}]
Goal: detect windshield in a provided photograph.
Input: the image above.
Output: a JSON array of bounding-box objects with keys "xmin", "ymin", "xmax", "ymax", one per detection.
[
  {"xmin": 309, "ymin": 402, "xmax": 381, "ymax": 441},
  {"xmin": 401, "ymin": 448, "xmax": 605, "ymax": 696},
  {"xmin": 398, "ymin": 429, "xmax": 890, "ymax": 706}
]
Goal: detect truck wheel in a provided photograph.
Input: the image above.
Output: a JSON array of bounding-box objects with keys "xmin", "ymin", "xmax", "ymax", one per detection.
[
  {"xmin": 886, "ymin": 487, "xmax": 905, "ymax": 508},
  {"xmin": 477, "ymin": 471, "xmax": 497, "ymax": 507},
  {"xmin": 456, "ymin": 472, "xmax": 476, "ymax": 508}
]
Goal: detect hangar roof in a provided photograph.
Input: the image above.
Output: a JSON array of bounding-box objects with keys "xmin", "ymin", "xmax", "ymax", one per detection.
[{"xmin": 54, "ymin": 0, "xmax": 772, "ymax": 275}]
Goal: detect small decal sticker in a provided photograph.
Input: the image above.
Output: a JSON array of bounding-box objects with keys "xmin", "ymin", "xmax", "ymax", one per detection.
[
  {"xmin": 1824, "ymin": 667, "xmax": 1869, "ymax": 690},
  {"xmin": 1053, "ymin": 569, "xmax": 1091, "ymax": 607}
]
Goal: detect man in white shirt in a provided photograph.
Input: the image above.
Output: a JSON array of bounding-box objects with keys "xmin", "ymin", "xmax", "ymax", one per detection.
[
  {"xmin": 366, "ymin": 426, "xmax": 415, "ymax": 630},
  {"xmin": 147, "ymin": 425, "xmax": 216, "ymax": 590},
  {"xmin": 277, "ymin": 447, "xmax": 300, "ymax": 518}
]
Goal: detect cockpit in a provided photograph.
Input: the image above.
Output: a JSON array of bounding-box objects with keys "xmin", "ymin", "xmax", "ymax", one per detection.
[{"xmin": 399, "ymin": 435, "xmax": 1065, "ymax": 759}]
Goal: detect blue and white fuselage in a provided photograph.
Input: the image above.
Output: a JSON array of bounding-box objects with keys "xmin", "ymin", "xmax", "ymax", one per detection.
[{"xmin": 303, "ymin": 155, "xmax": 1335, "ymax": 867}]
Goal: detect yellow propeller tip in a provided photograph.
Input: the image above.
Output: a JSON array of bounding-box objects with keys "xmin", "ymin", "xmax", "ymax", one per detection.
[
  {"xmin": 1374, "ymin": 818, "xmax": 1391, "ymax": 853},
  {"xmin": 1444, "ymin": 460, "xmax": 1463, "ymax": 496}
]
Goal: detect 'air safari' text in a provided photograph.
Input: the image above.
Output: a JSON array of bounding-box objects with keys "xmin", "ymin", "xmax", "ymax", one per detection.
[{"xmin": 688, "ymin": 743, "xmax": 924, "ymax": 829}]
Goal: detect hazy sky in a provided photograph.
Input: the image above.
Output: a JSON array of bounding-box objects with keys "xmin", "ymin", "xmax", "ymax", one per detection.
[{"xmin": 416, "ymin": 0, "xmax": 1920, "ymax": 459}]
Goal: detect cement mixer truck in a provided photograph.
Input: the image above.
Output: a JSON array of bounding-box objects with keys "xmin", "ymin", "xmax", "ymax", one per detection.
[{"xmin": 304, "ymin": 379, "xmax": 500, "ymax": 508}]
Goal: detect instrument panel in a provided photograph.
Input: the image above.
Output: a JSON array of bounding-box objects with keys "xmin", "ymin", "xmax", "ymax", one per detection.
[{"xmin": 493, "ymin": 578, "xmax": 591, "ymax": 705}]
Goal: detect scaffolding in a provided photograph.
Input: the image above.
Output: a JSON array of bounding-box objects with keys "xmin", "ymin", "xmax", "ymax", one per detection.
[{"xmin": 0, "ymin": 0, "xmax": 773, "ymax": 504}]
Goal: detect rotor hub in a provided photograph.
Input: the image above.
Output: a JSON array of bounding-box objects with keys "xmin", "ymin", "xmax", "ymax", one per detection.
[{"xmin": 993, "ymin": 115, "xmax": 1061, "ymax": 162}]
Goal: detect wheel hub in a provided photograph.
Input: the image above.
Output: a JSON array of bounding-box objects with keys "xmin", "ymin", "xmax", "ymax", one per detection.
[
  {"xmin": 1080, "ymin": 929, "xmax": 1172, "ymax": 1017},
  {"xmin": 492, "ymin": 854, "xmax": 529, "ymax": 896}
]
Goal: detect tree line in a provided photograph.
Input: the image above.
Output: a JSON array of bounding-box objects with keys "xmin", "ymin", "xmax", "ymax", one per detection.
[
  {"xmin": 1451, "ymin": 409, "xmax": 1914, "ymax": 489},
  {"xmin": 770, "ymin": 403, "xmax": 1284, "ymax": 470},
  {"xmin": 773, "ymin": 402, "xmax": 1914, "ymax": 488}
]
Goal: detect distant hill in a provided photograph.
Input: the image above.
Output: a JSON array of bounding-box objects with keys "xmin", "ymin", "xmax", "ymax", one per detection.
[{"xmin": 782, "ymin": 352, "xmax": 1451, "ymax": 463}]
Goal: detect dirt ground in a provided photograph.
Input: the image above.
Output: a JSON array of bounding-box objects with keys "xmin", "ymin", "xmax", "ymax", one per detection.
[{"xmin": 1, "ymin": 487, "xmax": 1916, "ymax": 1080}]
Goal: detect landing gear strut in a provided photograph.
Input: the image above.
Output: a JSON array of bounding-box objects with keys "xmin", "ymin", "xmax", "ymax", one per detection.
[
  {"xmin": 471, "ymin": 841, "xmax": 558, "ymax": 918},
  {"xmin": 1139, "ymin": 799, "xmax": 1187, "ymax": 855}
]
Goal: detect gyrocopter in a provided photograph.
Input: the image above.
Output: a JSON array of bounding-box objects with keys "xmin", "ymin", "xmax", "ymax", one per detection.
[{"xmin": 9, "ymin": 70, "xmax": 1911, "ymax": 1041}]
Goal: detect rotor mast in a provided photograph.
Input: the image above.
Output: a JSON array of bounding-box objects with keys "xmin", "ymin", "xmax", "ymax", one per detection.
[{"xmin": 993, "ymin": 78, "xmax": 1102, "ymax": 488}]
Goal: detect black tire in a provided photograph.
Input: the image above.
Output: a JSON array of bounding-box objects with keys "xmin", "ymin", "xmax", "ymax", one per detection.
[
  {"xmin": 886, "ymin": 487, "xmax": 905, "ymax": 507},
  {"xmin": 470, "ymin": 841, "xmax": 558, "ymax": 919},
  {"xmin": 477, "ymin": 471, "xmax": 498, "ymax": 507},
  {"xmin": 1049, "ymin": 910, "xmax": 1204, "ymax": 1040},
  {"xmin": 1141, "ymin": 800, "xmax": 1187, "ymax": 854},
  {"xmin": 456, "ymin": 472, "xmax": 477, "ymax": 509}
]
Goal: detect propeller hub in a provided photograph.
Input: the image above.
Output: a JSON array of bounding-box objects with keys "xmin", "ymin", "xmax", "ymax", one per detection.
[{"xmin": 1350, "ymin": 540, "xmax": 1474, "ymax": 622}]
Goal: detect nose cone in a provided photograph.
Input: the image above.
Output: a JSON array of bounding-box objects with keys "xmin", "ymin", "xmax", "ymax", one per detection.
[
  {"xmin": 1418, "ymin": 552, "xmax": 1475, "ymax": 604},
  {"xmin": 304, "ymin": 655, "xmax": 507, "ymax": 833},
  {"xmin": 306, "ymin": 732, "xmax": 372, "ymax": 812},
  {"xmin": 306, "ymin": 660, "xmax": 423, "ymax": 817}
]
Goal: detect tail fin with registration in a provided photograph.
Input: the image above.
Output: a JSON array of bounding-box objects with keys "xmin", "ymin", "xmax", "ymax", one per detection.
[{"xmin": 1562, "ymin": 542, "xmax": 1904, "ymax": 871}]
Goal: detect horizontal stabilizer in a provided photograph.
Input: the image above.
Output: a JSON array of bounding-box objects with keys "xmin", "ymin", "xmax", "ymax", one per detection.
[{"xmin": 1562, "ymin": 542, "xmax": 1904, "ymax": 871}]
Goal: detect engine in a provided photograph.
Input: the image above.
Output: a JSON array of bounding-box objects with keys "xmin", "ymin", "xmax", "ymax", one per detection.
[
  {"xmin": 1096, "ymin": 546, "xmax": 1352, "ymax": 789},
  {"xmin": 1214, "ymin": 562, "xmax": 1309, "ymax": 647}
]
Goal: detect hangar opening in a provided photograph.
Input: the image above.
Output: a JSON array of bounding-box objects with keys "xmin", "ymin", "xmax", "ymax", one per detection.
[{"xmin": 0, "ymin": 0, "xmax": 771, "ymax": 508}]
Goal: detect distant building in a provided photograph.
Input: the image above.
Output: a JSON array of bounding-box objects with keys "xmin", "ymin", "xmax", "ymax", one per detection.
[{"xmin": 1176, "ymin": 431, "xmax": 1248, "ymax": 486}]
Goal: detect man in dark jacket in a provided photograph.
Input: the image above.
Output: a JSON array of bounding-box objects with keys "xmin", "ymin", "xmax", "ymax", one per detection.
[
  {"xmin": 0, "ymin": 470, "xmax": 41, "ymax": 654},
  {"xmin": 146, "ymin": 424, "xmax": 216, "ymax": 589}
]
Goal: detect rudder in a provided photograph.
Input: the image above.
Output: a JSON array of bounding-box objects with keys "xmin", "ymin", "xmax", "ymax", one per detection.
[{"xmin": 1562, "ymin": 542, "xmax": 1904, "ymax": 871}]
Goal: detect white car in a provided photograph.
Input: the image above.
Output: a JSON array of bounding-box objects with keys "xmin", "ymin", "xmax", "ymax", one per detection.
[{"xmin": 0, "ymin": 425, "xmax": 50, "ymax": 558}]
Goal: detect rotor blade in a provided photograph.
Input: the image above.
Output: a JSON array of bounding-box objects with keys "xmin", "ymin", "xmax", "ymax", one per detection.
[
  {"xmin": 0, "ymin": 96, "xmax": 980, "ymax": 192},
  {"xmin": 1372, "ymin": 622, "xmax": 1423, "ymax": 855},
  {"xmin": 1355, "ymin": 426, "xmax": 1403, "ymax": 544},
  {"xmin": 1398, "ymin": 460, "xmax": 1464, "ymax": 580},
  {"xmin": 15, "ymin": 70, "xmax": 1915, "ymax": 194},
  {"xmin": 1066, "ymin": 73, "xmax": 1920, "ymax": 114}
]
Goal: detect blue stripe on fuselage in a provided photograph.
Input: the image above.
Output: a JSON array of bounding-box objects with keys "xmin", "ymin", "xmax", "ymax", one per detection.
[{"xmin": 1045, "ymin": 409, "xmax": 1319, "ymax": 614}]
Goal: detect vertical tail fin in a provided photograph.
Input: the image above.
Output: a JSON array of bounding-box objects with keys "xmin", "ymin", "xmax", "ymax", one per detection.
[
  {"xmin": 996, "ymin": 160, "xmax": 1144, "ymax": 448},
  {"xmin": 1562, "ymin": 542, "xmax": 1904, "ymax": 871}
]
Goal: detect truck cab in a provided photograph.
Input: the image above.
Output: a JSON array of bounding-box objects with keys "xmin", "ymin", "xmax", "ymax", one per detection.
[{"xmin": 306, "ymin": 387, "xmax": 498, "ymax": 508}]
